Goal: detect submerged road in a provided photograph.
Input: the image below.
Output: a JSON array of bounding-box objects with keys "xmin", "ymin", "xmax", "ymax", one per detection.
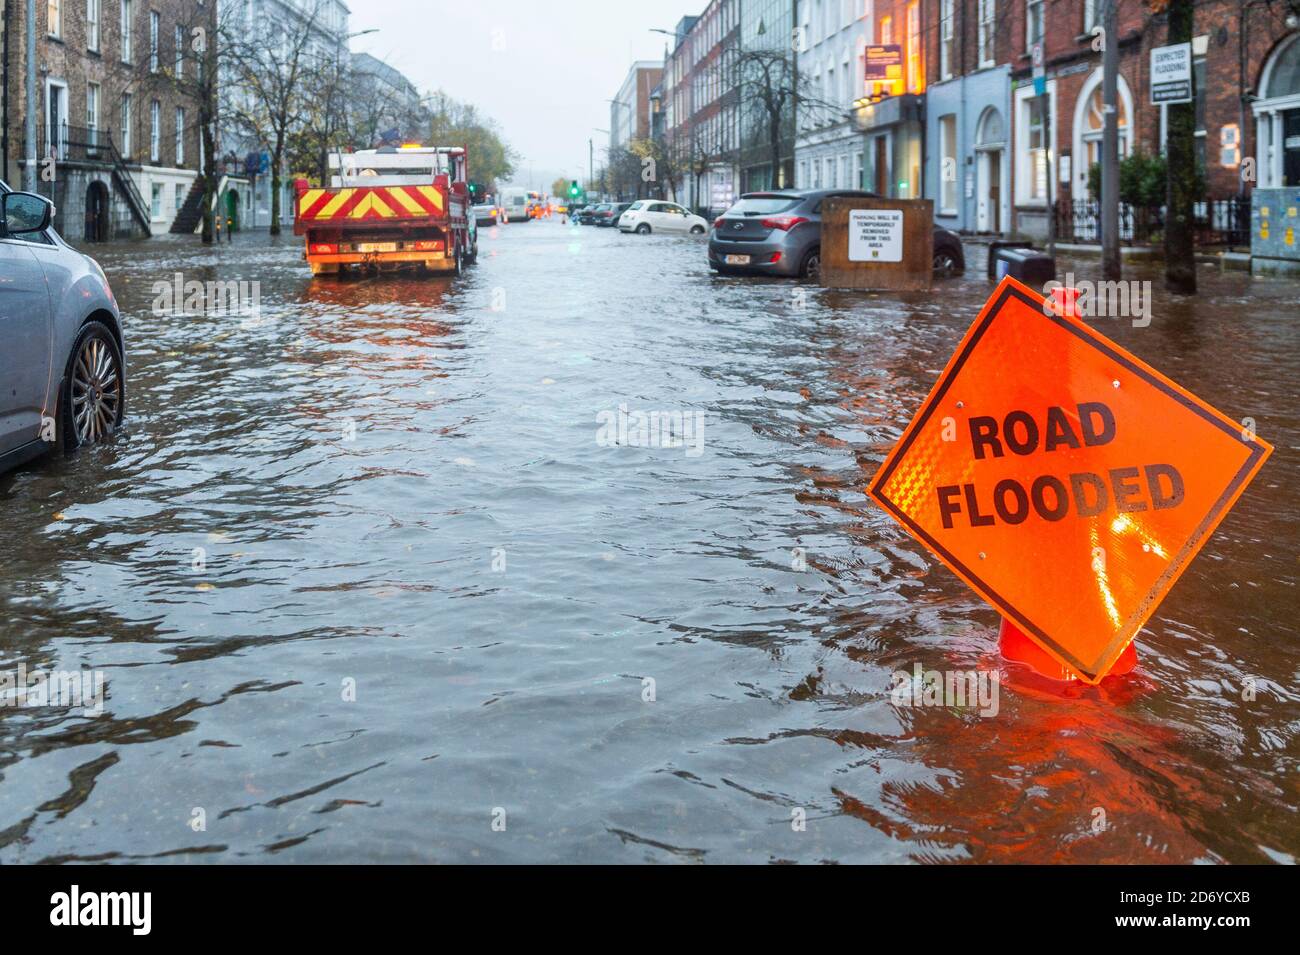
[{"xmin": 0, "ymin": 219, "xmax": 1296, "ymax": 862}]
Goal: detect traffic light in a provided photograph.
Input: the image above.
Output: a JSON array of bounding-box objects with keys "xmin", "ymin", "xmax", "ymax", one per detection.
[
  {"xmin": 469, "ymin": 182, "xmax": 480, "ymax": 197},
  {"xmin": 569, "ymin": 180, "xmax": 580, "ymax": 197}
]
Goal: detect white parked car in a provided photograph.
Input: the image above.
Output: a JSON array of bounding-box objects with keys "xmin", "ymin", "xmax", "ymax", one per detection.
[{"xmin": 618, "ymin": 200, "xmax": 708, "ymax": 235}]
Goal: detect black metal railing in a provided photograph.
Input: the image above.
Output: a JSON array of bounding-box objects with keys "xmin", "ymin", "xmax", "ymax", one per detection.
[
  {"xmin": 1054, "ymin": 197, "xmax": 1251, "ymax": 249},
  {"xmin": 37, "ymin": 124, "xmax": 152, "ymax": 235}
]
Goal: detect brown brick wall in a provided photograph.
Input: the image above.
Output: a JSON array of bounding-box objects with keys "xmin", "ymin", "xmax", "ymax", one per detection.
[
  {"xmin": 5, "ymin": 0, "xmax": 213, "ymax": 181},
  {"xmin": 925, "ymin": 0, "xmax": 1296, "ymax": 202}
]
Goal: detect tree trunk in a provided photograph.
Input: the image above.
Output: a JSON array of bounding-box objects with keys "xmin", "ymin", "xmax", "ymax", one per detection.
[
  {"xmin": 1164, "ymin": 0, "xmax": 1197, "ymax": 293},
  {"xmin": 201, "ymin": 117, "xmax": 216, "ymax": 244},
  {"xmin": 200, "ymin": 75, "xmax": 217, "ymax": 244},
  {"xmin": 270, "ymin": 142, "xmax": 283, "ymax": 236},
  {"xmin": 769, "ymin": 107, "xmax": 781, "ymax": 190}
]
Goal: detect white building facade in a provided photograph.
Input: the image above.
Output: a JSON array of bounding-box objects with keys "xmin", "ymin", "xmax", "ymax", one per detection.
[
  {"xmin": 794, "ymin": 0, "xmax": 871, "ymax": 194},
  {"xmin": 217, "ymin": 0, "xmax": 351, "ymax": 230}
]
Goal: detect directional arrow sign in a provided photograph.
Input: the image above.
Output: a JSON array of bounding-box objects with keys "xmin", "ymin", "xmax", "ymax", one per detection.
[{"xmin": 869, "ymin": 277, "xmax": 1273, "ymax": 683}]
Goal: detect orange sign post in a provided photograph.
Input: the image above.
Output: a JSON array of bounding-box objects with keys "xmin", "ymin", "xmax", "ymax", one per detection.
[{"xmin": 869, "ymin": 277, "xmax": 1273, "ymax": 684}]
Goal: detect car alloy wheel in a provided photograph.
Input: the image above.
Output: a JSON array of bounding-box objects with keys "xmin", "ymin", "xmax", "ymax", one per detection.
[
  {"xmin": 801, "ymin": 248, "xmax": 821, "ymax": 280},
  {"xmin": 690, "ymin": 225, "xmax": 705, "ymax": 235},
  {"xmin": 65, "ymin": 322, "xmax": 124, "ymax": 448},
  {"xmin": 636, "ymin": 223, "xmax": 651, "ymax": 235},
  {"xmin": 933, "ymin": 250, "xmax": 957, "ymax": 275}
]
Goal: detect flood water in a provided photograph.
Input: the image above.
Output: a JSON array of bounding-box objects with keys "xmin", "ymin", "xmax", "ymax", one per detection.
[{"xmin": 1, "ymin": 221, "xmax": 1296, "ymax": 863}]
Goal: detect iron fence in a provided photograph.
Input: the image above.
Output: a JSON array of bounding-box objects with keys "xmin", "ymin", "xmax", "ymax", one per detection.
[{"xmin": 1054, "ymin": 197, "xmax": 1251, "ymax": 248}]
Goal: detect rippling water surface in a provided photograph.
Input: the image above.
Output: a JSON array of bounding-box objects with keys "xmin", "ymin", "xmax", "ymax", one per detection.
[{"xmin": 1, "ymin": 222, "xmax": 1296, "ymax": 863}]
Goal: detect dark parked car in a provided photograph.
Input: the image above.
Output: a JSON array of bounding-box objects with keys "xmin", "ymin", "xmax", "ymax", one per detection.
[
  {"xmin": 595, "ymin": 202, "xmax": 632, "ymax": 227},
  {"xmin": 0, "ymin": 179, "xmax": 125, "ymax": 472},
  {"xmin": 577, "ymin": 203, "xmax": 609, "ymax": 226},
  {"xmin": 707, "ymin": 189, "xmax": 966, "ymax": 280}
]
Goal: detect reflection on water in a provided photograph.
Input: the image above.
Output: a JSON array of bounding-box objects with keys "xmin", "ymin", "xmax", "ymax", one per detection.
[{"xmin": 0, "ymin": 227, "xmax": 1295, "ymax": 863}]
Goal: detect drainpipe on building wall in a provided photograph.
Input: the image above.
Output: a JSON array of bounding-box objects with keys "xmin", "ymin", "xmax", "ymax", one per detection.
[
  {"xmin": 2, "ymin": 0, "xmax": 9, "ymax": 177},
  {"xmin": 23, "ymin": 0, "xmax": 35, "ymax": 192},
  {"xmin": 1237, "ymin": 0, "xmax": 1267, "ymax": 197},
  {"xmin": 1100, "ymin": 0, "xmax": 1121, "ymax": 278}
]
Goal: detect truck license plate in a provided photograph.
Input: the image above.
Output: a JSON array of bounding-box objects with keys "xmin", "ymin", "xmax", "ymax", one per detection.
[
  {"xmin": 724, "ymin": 255, "xmax": 750, "ymax": 265},
  {"xmin": 357, "ymin": 242, "xmax": 397, "ymax": 253}
]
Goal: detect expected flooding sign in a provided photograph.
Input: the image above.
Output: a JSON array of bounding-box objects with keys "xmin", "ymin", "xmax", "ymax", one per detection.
[
  {"xmin": 869, "ymin": 278, "xmax": 1272, "ymax": 683},
  {"xmin": 1151, "ymin": 42, "xmax": 1193, "ymax": 104}
]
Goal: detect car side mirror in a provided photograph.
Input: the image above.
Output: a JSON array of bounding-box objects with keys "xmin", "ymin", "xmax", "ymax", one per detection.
[{"xmin": 2, "ymin": 191, "xmax": 53, "ymax": 237}]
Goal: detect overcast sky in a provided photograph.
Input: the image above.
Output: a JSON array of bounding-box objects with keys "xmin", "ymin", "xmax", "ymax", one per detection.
[{"xmin": 349, "ymin": 0, "xmax": 689, "ymax": 190}]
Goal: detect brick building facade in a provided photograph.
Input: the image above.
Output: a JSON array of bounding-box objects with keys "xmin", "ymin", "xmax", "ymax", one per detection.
[{"xmin": 3, "ymin": 0, "xmax": 213, "ymax": 239}]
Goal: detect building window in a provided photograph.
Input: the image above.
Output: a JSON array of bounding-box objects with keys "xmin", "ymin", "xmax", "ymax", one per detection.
[
  {"xmin": 150, "ymin": 99, "xmax": 160, "ymax": 162},
  {"xmin": 1081, "ymin": 82, "xmax": 1129, "ymax": 174},
  {"xmin": 149, "ymin": 10, "xmax": 160, "ymax": 73},
  {"xmin": 940, "ymin": 114, "xmax": 958, "ymax": 212},
  {"xmin": 175, "ymin": 24, "xmax": 184, "ymax": 76},
  {"xmin": 940, "ymin": 0, "xmax": 954, "ymax": 80},
  {"xmin": 880, "ymin": 15, "xmax": 892, "ymax": 44},
  {"xmin": 87, "ymin": 82, "xmax": 100, "ymax": 147},
  {"xmin": 120, "ymin": 92, "xmax": 132, "ymax": 155},
  {"xmin": 87, "ymin": 0, "xmax": 100, "ymax": 51},
  {"xmin": 1084, "ymin": 0, "xmax": 1099, "ymax": 32},
  {"xmin": 1026, "ymin": 0, "xmax": 1044, "ymax": 52},
  {"xmin": 47, "ymin": 0, "xmax": 61, "ymax": 37},
  {"xmin": 121, "ymin": 0, "xmax": 132, "ymax": 62},
  {"xmin": 1028, "ymin": 95, "xmax": 1048, "ymax": 200},
  {"xmin": 826, "ymin": 156, "xmax": 836, "ymax": 188},
  {"xmin": 978, "ymin": 0, "xmax": 995, "ymax": 67},
  {"xmin": 175, "ymin": 107, "xmax": 185, "ymax": 164},
  {"xmin": 175, "ymin": 182, "xmax": 185, "ymax": 214},
  {"xmin": 151, "ymin": 182, "xmax": 162, "ymax": 219},
  {"xmin": 906, "ymin": 3, "xmax": 921, "ymax": 92},
  {"xmin": 854, "ymin": 151, "xmax": 863, "ymax": 188},
  {"xmin": 1193, "ymin": 58, "xmax": 1207, "ymax": 168},
  {"xmin": 798, "ymin": 160, "xmax": 808, "ymax": 187}
]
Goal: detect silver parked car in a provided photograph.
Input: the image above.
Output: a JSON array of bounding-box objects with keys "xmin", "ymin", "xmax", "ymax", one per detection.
[
  {"xmin": 0, "ymin": 180, "xmax": 125, "ymax": 473},
  {"xmin": 708, "ymin": 188, "xmax": 966, "ymax": 280}
]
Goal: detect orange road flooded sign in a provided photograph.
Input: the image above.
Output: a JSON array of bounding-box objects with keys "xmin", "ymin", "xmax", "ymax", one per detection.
[{"xmin": 868, "ymin": 276, "xmax": 1273, "ymax": 684}]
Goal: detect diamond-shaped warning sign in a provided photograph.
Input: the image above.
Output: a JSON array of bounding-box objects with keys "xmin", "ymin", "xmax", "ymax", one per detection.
[{"xmin": 869, "ymin": 277, "xmax": 1273, "ymax": 683}]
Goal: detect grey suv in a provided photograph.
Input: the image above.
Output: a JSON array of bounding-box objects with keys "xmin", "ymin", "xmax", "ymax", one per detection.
[
  {"xmin": 708, "ymin": 189, "xmax": 966, "ymax": 280},
  {"xmin": 0, "ymin": 180, "xmax": 125, "ymax": 473}
]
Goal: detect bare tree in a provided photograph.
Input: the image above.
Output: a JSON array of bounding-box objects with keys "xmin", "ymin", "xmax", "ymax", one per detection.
[
  {"xmin": 221, "ymin": 0, "xmax": 333, "ymax": 234},
  {"xmin": 734, "ymin": 48, "xmax": 798, "ymax": 189}
]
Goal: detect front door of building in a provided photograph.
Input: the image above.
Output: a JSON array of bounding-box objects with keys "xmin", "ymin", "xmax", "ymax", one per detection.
[
  {"xmin": 1283, "ymin": 108, "xmax": 1300, "ymax": 186},
  {"xmin": 873, "ymin": 136, "xmax": 888, "ymax": 195}
]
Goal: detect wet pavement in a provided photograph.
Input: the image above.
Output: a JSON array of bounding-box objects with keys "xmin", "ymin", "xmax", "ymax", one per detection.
[{"xmin": 0, "ymin": 220, "xmax": 1296, "ymax": 863}]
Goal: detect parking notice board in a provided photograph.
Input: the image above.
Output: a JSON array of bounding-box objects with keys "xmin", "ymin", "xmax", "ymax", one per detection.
[
  {"xmin": 849, "ymin": 209, "xmax": 903, "ymax": 262},
  {"xmin": 869, "ymin": 277, "xmax": 1272, "ymax": 683}
]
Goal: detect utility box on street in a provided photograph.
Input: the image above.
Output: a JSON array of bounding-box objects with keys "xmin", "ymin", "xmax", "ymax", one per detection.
[
  {"xmin": 821, "ymin": 197, "xmax": 933, "ymax": 291},
  {"xmin": 1251, "ymin": 188, "xmax": 1300, "ymax": 276},
  {"xmin": 988, "ymin": 243, "xmax": 1056, "ymax": 285}
]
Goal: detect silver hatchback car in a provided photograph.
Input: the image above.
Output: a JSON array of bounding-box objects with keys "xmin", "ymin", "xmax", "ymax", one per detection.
[
  {"xmin": 708, "ymin": 188, "xmax": 966, "ymax": 280},
  {"xmin": 0, "ymin": 180, "xmax": 125, "ymax": 473}
]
